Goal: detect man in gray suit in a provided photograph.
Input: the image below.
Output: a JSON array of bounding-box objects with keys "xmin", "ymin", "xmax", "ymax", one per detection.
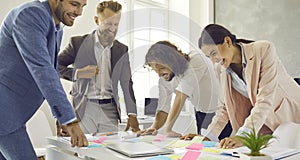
[
  {"xmin": 0, "ymin": 0, "xmax": 88, "ymax": 159},
  {"xmin": 57, "ymin": 1, "xmax": 140, "ymax": 135}
]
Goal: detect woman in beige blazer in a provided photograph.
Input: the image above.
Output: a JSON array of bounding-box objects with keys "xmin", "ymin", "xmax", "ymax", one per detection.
[{"xmin": 182, "ymin": 24, "xmax": 300, "ymax": 149}]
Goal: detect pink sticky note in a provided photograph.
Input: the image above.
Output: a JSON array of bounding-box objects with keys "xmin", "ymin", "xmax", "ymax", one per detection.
[
  {"xmin": 154, "ymin": 134, "xmax": 167, "ymax": 142},
  {"xmin": 186, "ymin": 143, "xmax": 204, "ymax": 150},
  {"xmin": 93, "ymin": 137, "xmax": 107, "ymax": 144},
  {"xmin": 181, "ymin": 151, "xmax": 201, "ymax": 160}
]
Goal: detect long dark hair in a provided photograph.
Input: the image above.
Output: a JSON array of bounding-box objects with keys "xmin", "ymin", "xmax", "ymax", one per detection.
[
  {"xmin": 145, "ymin": 41, "xmax": 189, "ymax": 75},
  {"xmin": 198, "ymin": 24, "xmax": 254, "ymax": 49}
]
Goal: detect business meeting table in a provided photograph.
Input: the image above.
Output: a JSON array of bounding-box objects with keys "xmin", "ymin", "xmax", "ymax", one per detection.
[{"xmin": 45, "ymin": 132, "xmax": 300, "ymax": 160}]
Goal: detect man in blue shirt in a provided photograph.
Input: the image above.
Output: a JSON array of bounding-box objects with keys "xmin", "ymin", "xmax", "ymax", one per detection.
[{"xmin": 0, "ymin": 0, "xmax": 88, "ymax": 159}]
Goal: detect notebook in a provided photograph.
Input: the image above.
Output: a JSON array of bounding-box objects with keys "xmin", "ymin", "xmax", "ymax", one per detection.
[{"xmin": 106, "ymin": 141, "xmax": 173, "ymax": 158}]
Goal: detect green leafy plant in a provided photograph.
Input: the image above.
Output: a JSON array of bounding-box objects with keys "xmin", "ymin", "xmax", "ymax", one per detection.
[{"xmin": 237, "ymin": 125, "xmax": 275, "ymax": 156}]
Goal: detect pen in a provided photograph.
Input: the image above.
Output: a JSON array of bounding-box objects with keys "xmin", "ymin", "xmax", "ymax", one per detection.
[{"xmin": 99, "ymin": 132, "xmax": 118, "ymax": 136}]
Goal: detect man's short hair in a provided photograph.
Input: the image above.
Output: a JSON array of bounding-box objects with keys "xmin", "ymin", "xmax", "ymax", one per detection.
[{"xmin": 97, "ymin": 1, "xmax": 122, "ymax": 14}]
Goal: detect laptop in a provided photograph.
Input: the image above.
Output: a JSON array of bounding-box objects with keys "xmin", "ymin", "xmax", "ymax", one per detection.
[
  {"xmin": 144, "ymin": 98, "xmax": 158, "ymax": 116},
  {"xmin": 106, "ymin": 141, "xmax": 173, "ymax": 158}
]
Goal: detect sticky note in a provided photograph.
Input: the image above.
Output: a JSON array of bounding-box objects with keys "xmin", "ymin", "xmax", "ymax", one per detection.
[
  {"xmin": 190, "ymin": 136, "xmax": 204, "ymax": 143},
  {"xmin": 87, "ymin": 143, "xmax": 103, "ymax": 148},
  {"xmin": 201, "ymin": 141, "xmax": 217, "ymax": 147},
  {"xmin": 181, "ymin": 151, "xmax": 201, "ymax": 160},
  {"xmin": 154, "ymin": 134, "xmax": 167, "ymax": 142},
  {"xmin": 201, "ymin": 148, "xmax": 223, "ymax": 154},
  {"xmin": 186, "ymin": 143, "xmax": 204, "ymax": 150},
  {"xmin": 146, "ymin": 155, "xmax": 171, "ymax": 160},
  {"xmin": 93, "ymin": 137, "xmax": 107, "ymax": 144},
  {"xmin": 167, "ymin": 140, "xmax": 190, "ymax": 148},
  {"xmin": 167, "ymin": 154, "xmax": 182, "ymax": 160}
]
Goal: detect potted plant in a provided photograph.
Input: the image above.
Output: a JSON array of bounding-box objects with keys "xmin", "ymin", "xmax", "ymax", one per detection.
[{"xmin": 237, "ymin": 125, "xmax": 275, "ymax": 160}]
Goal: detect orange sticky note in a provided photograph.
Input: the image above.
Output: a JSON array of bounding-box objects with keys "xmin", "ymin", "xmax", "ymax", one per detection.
[{"xmin": 181, "ymin": 151, "xmax": 201, "ymax": 160}]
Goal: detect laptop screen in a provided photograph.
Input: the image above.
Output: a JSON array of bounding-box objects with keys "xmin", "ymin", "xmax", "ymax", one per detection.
[{"xmin": 144, "ymin": 98, "xmax": 158, "ymax": 116}]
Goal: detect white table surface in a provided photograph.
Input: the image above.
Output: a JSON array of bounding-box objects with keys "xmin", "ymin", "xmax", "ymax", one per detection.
[{"xmin": 46, "ymin": 134, "xmax": 300, "ymax": 160}]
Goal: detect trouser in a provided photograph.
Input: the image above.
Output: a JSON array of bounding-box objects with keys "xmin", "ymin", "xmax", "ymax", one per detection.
[
  {"xmin": 79, "ymin": 101, "xmax": 119, "ymax": 134},
  {"xmin": 0, "ymin": 126, "xmax": 37, "ymax": 160},
  {"xmin": 195, "ymin": 111, "xmax": 232, "ymax": 140}
]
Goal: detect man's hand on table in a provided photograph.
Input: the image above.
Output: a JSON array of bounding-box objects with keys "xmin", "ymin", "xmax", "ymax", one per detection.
[
  {"xmin": 65, "ymin": 120, "xmax": 88, "ymax": 147},
  {"xmin": 124, "ymin": 114, "xmax": 141, "ymax": 132}
]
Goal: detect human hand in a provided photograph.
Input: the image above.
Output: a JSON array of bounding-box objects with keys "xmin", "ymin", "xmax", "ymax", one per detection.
[
  {"xmin": 77, "ymin": 65, "xmax": 98, "ymax": 79},
  {"xmin": 219, "ymin": 136, "xmax": 243, "ymax": 149},
  {"xmin": 137, "ymin": 127, "xmax": 158, "ymax": 136},
  {"xmin": 56, "ymin": 120, "xmax": 70, "ymax": 137},
  {"xmin": 124, "ymin": 115, "xmax": 140, "ymax": 132},
  {"xmin": 65, "ymin": 121, "xmax": 88, "ymax": 147},
  {"xmin": 180, "ymin": 133, "xmax": 211, "ymax": 141},
  {"xmin": 164, "ymin": 130, "xmax": 182, "ymax": 138},
  {"xmin": 180, "ymin": 133, "xmax": 198, "ymax": 140}
]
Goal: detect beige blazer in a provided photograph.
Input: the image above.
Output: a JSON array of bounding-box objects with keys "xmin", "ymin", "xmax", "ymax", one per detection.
[{"xmin": 207, "ymin": 40, "xmax": 300, "ymax": 137}]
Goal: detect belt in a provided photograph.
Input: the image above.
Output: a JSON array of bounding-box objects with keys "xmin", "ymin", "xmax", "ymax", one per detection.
[{"xmin": 89, "ymin": 98, "xmax": 115, "ymax": 104}]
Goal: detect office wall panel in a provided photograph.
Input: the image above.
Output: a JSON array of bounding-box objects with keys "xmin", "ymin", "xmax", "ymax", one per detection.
[{"xmin": 215, "ymin": 0, "xmax": 300, "ymax": 77}]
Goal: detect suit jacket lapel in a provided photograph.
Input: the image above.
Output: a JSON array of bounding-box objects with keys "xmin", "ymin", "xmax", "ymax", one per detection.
[
  {"xmin": 110, "ymin": 41, "xmax": 122, "ymax": 76},
  {"xmin": 243, "ymin": 43, "xmax": 256, "ymax": 103}
]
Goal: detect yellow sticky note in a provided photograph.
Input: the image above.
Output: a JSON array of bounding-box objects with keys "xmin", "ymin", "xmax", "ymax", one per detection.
[
  {"xmin": 190, "ymin": 136, "xmax": 204, "ymax": 143},
  {"xmin": 168, "ymin": 140, "xmax": 191, "ymax": 148},
  {"xmin": 167, "ymin": 154, "xmax": 182, "ymax": 160},
  {"xmin": 201, "ymin": 148, "xmax": 223, "ymax": 154}
]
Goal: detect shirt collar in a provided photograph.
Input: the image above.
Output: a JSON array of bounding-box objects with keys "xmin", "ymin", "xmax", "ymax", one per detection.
[
  {"xmin": 51, "ymin": 15, "xmax": 63, "ymax": 32},
  {"xmin": 226, "ymin": 43, "xmax": 247, "ymax": 73}
]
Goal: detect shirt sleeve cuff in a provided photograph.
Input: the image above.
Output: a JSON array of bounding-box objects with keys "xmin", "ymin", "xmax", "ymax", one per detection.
[
  {"xmin": 128, "ymin": 113, "xmax": 137, "ymax": 116},
  {"xmin": 61, "ymin": 117, "xmax": 77, "ymax": 125}
]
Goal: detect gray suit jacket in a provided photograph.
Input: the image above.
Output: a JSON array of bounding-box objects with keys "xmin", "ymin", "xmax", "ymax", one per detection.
[
  {"xmin": 0, "ymin": 1, "xmax": 76, "ymax": 135},
  {"xmin": 58, "ymin": 31, "xmax": 137, "ymax": 121}
]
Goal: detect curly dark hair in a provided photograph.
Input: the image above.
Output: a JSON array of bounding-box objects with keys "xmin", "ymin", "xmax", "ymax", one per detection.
[{"xmin": 145, "ymin": 41, "xmax": 190, "ymax": 75}]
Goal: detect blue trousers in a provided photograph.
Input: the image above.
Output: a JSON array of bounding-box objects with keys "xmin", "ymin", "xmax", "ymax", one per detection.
[{"xmin": 0, "ymin": 126, "xmax": 37, "ymax": 160}]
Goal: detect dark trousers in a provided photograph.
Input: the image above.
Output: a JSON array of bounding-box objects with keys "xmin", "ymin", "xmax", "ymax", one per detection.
[{"xmin": 195, "ymin": 111, "xmax": 232, "ymax": 140}]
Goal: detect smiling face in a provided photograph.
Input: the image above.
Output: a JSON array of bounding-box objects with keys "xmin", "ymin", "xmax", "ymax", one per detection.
[
  {"xmin": 201, "ymin": 36, "xmax": 234, "ymax": 68},
  {"xmin": 53, "ymin": 0, "xmax": 86, "ymax": 26},
  {"xmin": 95, "ymin": 8, "xmax": 121, "ymax": 45},
  {"xmin": 149, "ymin": 62, "xmax": 175, "ymax": 81}
]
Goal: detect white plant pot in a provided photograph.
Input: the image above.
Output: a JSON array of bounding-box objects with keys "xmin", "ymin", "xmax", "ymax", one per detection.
[{"xmin": 239, "ymin": 153, "xmax": 272, "ymax": 160}]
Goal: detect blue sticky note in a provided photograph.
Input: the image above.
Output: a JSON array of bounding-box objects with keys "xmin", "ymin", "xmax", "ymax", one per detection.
[
  {"xmin": 201, "ymin": 141, "xmax": 217, "ymax": 147},
  {"xmin": 146, "ymin": 155, "xmax": 171, "ymax": 160},
  {"xmin": 87, "ymin": 143, "xmax": 103, "ymax": 148}
]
